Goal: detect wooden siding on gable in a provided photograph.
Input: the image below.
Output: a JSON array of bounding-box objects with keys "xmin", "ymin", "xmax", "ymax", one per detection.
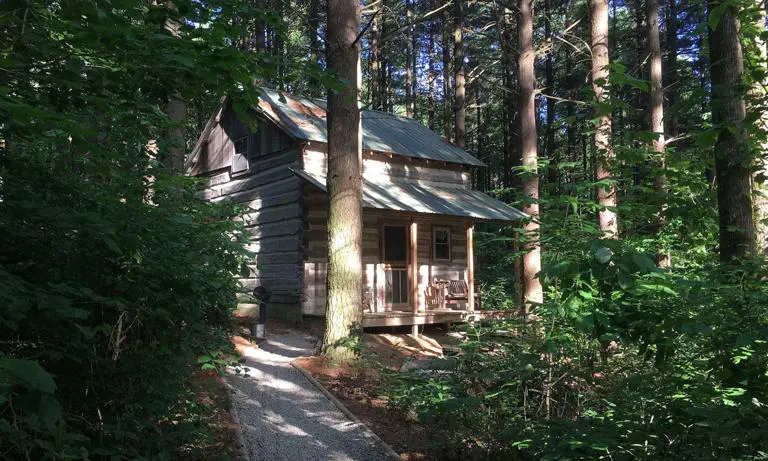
[
  {"xmin": 192, "ymin": 103, "xmax": 293, "ymax": 177},
  {"xmin": 302, "ymin": 146, "xmax": 472, "ymax": 189}
]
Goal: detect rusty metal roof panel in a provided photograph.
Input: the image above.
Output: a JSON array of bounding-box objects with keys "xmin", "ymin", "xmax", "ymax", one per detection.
[
  {"xmin": 291, "ymin": 168, "xmax": 527, "ymax": 222},
  {"xmin": 259, "ymin": 88, "xmax": 485, "ymax": 167}
]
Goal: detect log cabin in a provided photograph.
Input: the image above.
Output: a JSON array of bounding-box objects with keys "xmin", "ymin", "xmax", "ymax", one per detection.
[{"xmin": 186, "ymin": 89, "xmax": 527, "ymax": 329}]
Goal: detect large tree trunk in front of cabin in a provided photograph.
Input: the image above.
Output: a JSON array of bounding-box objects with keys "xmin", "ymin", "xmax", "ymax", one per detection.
[
  {"xmin": 518, "ymin": 0, "xmax": 543, "ymax": 311},
  {"xmin": 709, "ymin": 1, "xmax": 756, "ymax": 261},
  {"xmin": 591, "ymin": 0, "xmax": 618, "ymax": 238},
  {"xmin": 453, "ymin": 0, "xmax": 466, "ymax": 149},
  {"xmin": 443, "ymin": 8, "xmax": 453, "ymax": 142},
  {"xmin": 648, "ymin": 0, "xmax": 669, "ymax": 267},
  {"xmin": 323, "ymin": 0, "xmax": 363, "ymax": 363}
]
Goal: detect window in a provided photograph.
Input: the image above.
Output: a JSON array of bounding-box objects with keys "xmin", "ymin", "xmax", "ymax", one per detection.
[
  {"xmin": 383, "ymin": 225, "xmax": 407, "ymax": 263},
  {"xmin": 432, "ymin": 226, "xmax": 451, "ymax": 261},
  {"xmin": 231, "ymin": 136, "xmax": 249, "ymax": 174}
]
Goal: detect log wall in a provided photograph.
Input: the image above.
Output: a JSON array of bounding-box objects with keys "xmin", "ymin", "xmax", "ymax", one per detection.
[
  {"xmin": 302, "ymin": 187, "xmax": 469, "ymax": 316},
  {"xmin": 195, "ymin": 107, "xmax": 303, "ymax": 321}
]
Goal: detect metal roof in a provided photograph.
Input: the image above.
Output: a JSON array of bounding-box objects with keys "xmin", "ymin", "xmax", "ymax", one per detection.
[
  {"xmin": 258, "ymin": 88, "xmax": 486, "ymax": 167},
  {"xmin": 291, "ymin": 168, "xmax": 528, "ymax": 222}
]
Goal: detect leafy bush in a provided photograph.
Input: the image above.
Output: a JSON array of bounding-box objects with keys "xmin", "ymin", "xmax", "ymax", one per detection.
[
  {"xmin": 0, "ymin": 152, "xmax": 247, "ymax": 459},
  {"xmin": 0, "ymin": 1, "xmax": 276, "ymax": 458},
  {"xmin": 382, "ymin": 242, "xmax": 768, "ymax": 460}
]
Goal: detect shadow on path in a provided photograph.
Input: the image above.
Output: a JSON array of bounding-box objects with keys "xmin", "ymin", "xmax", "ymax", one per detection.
[{"xmin": 228, "ymin": 329, "xmax": 393, "ymax": 461}]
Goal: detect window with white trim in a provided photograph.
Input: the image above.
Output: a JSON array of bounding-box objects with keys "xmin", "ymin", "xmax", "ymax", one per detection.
[{"xmin": 432, "ymin": 226, "xmax": 451, "ymax": 261}]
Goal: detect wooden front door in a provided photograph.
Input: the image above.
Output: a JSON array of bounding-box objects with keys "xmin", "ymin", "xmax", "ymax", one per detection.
[{"xmin": 382, "ymin": 224, "xmax": 410, "ymax": 310}]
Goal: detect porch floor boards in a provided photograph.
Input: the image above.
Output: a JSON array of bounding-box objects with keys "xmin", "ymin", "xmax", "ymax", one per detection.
[{"xmin": 361, "ymin": 308, "xmax": 512, "ymax": 328}]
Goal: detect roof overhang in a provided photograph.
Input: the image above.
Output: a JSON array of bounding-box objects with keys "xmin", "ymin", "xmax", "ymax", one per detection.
[{"xmin": 291, "ymin": 168, "xmax": 528, "ymax": 222}]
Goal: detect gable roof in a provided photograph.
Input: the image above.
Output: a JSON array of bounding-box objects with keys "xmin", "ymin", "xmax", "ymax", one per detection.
[{"xmin": 256, "ymin": 88, "xmax": 485, "ymax": 167}]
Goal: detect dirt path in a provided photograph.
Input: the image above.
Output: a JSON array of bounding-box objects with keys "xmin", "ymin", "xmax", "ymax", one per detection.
[{"xmin": 227, "ymin": 329, "xmax": 396, "ymax": 461}]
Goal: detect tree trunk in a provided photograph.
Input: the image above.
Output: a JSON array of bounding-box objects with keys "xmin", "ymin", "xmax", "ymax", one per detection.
[
  {"xmin": 163, "ymin": 95, "xmax": 187, "ymax": 175},
  {"xmin": 163, "ymin": 1, "xmax": 186, "ymax": 176},
  {"xmin": 323, "ymin": 0, "xmax": 363, "ymax": 363},
  {"xmin": 709, "ymin": 0, "xmax": 756, "ymax": 261},
  {"xmin": 442, "ymin": 8, "xmax": 453, "ymax": 142},
  {"xmin": 518, "ymin": 0, "xmax": 543, "ymax": 310},
  {"xmin": 501, "ymin": 4, "xmax": 519, "ymax": 189},
  {"xmin": 370, "ymin": 3, "xmax": 380, "ymax": 109},
  {"xmin": 380, "ymin": 0, "xmax": 389, "ymax": 111},
  {"xmin": 427, "ymin": 22, "xmax": 436, "ymax": 130},
  {"xmin": 254, "ymin": 0, "xmax": 266, "ymax": 52},
  {"xmin": 453, "ymin": 0, "xmax": 466, "ymax": 149},
  {"xmin": 752, "ymin": 7, "xmax": 768, "ymax": 255},
  {"xmin": 665, "ymin": 0, "xmax": 679, "ymax": 138},
  {"xmin": 307, "ymin": 0, "xmax": 322, "ymax": 96},
  {"xmin": 544, "ymin": 0, "xmax": 557, "ymax": 192},
  {"xmin": 405, "ymin": 0, "xmax": 415, "ymax": 118},
  {"xmin": 648, "ymin": 0, "xmax": 669, "ymax": 267},
  {"xmin": 591, "ymin": 0, "xmax": 618, "ymax": 238}
]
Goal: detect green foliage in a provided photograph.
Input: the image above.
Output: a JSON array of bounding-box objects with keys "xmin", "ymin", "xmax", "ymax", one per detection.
[
  {"xmin": 0, "ymin": 0, "xmax": 287, "ymax": 458},
  {"xmin": 383, "ymin": 241, "xmax": 768, "ymax": 459}
]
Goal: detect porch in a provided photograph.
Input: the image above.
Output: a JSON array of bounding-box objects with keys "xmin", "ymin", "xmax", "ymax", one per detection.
[{"xmin": 361, "ymin": 308, "xmax": 513, "ymax": 328}]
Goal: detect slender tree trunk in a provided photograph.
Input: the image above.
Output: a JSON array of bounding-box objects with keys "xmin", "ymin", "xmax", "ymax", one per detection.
[
  {"xmin": 307, "ymin": 0, "xmax": 321, "ymax": 96},
  {"xmin": 273, "ymin": 0, "xmax": 285, "ymax": 88},
  {"xmin": 544, "ymin": 0, "xmax": 557, "ymax": 192},
  {"xmin": 501, "ymin": 4, "xmax": 519, "ymax": 189},
  {"xmin": 443, "ymin": 8, "xmax": 453, "ymax": 142},
  {"xmin": 254, "ymin": 0, "xmax": 266, "ymax": 52},
  {"xmin": 591, "ymin": 0, "xmax": 618, "ymax": 238},
  {"xmin": 323, "ymin": 0, "xmax": 363, "ymax": 362},
  {"xmin": 163, "ymin": 2, "xmax": 186, "ymax": 176},
  {"xmin": 370, "ymin": 4, "xmax": 380, "ymax": 109},
  {"xmin": 454, "ymin": 0, "xmax": 466, "ymax": 149},
  {"xmin": 709, "ymin": 1, "xmax": 756, "ymax": 261},
  {"xmin": 380, "ymin": 0, "xmax": 389, "ymax": 111},
  {"xmin": 428, "ymin": 22, "xmax": 437, "ymax": 130},
  {"xmin": 648, "ymin": 0, "xmax": 670, "ymax": 267},
  {"xmin": 405, "ymin": 0, "xmax": 415, "ymax": 117},
  {"xmin": 665, "ymin": 0, "xmax": 679, "ymax": 138},
  {"xmin": 752, "ymin": 6, "xmax": 768, "ymax": 255},
  {"xmin": 518, "ymin": 0, "xmax": 543, "ymax": 310}
]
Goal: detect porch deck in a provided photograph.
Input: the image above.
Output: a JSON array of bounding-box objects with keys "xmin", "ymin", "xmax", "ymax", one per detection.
[{"xmin": 361, "ymin": 308, "xmax": 513, "ymax": 328}]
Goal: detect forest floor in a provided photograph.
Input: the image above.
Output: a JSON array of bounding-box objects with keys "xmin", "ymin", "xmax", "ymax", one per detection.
[{"xmin": 230, "ymin": 318, "xmax": 456, "ymax": 460}]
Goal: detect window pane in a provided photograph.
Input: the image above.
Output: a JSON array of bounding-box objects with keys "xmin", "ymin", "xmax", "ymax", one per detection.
[
  {"xmin": 434, "ymin": 228, "xmax": 450, "ymax": 260},
  {"xmin": 384, "ymin": 226, "xmax": 407, "ymax": 262}
]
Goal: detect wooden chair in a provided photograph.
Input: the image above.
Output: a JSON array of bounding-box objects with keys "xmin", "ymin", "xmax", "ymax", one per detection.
[
  {"xmin": 441, "ymin": 279, "xmax": 481, "ymax": 309},
  {"xmin": 424, "ymin": 284, "xmax": 443, "ymax": 309}
]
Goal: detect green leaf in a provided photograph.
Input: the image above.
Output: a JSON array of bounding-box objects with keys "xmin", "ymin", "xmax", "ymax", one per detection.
[
  {"xmin": 0, "ymin": 359, "xmax": 56, "ymax": 394},
  {"xmin": 197, "ymin": 354, "xmax": 212, "ymax": 363},
  {"xmin": 708, "ymin": 3, "xmax": 727, "ymax": 31}
]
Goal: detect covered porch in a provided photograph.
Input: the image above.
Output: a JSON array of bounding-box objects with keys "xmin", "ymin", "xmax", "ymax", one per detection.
[{"xmin": 295, "ymin": 168, "xmax": 528, "ymax": 332}]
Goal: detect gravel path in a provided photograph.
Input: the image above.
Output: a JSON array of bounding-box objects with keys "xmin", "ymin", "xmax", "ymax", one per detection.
[{"xmin": 227, "ymin": 329, "xmax": 395, "ymax": 461}]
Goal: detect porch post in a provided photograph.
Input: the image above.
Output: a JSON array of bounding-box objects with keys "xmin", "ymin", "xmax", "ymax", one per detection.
[
  {"xmin": 410, "ymin": 218, "xmax": 419, "ymax": 335},
  {"xmin": 466, "ymin": 220, "xmax": 475, "ymax": 313}
]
